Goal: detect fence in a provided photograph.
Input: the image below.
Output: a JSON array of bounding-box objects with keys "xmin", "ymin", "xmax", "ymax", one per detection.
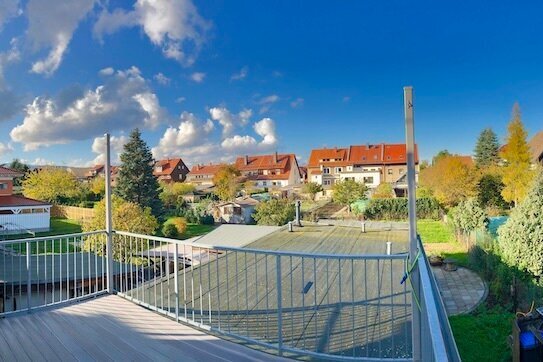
[
  {"xmin": 0, "ymin": 231, "xmax": 108, "ymax": 315},
  {"xmin": 51, "ymin": 205, "xmax": 95, "ymax": 221}
]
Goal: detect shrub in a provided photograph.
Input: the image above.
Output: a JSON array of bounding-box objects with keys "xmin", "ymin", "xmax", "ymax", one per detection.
[
  {"xmin": 362, "ymin": 197, "xmax": 441, "ymax": 220},
  {"xmin": 162, "ymin": 223, "xmax": 179, "ymax": 238},
  {"xmin": 169, "ymin": 217, "xmax": 187, "ymax": 235},
  {"xmin": 254, "ymin": 199, "xmax": 295, "ymax": 226},
  {"xmin": 450, "ymin": 198, "xmax": 487, "ymax": 244}
]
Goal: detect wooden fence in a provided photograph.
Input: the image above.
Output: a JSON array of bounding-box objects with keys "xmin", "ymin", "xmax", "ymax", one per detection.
[{"xmin": 51, "ymin": 205, "xmax": 95, "ymax": 222}]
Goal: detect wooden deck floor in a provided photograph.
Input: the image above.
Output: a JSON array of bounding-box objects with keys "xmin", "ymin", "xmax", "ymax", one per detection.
[{"xmin": 0, "ymin": 295, "xmax": 287, "ymax": 361}]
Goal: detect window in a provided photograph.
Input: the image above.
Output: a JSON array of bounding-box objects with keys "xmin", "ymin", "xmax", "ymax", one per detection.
[
  {"xmin": 345, "ymin": 177, "xmax": 355, "ymax": 181},
  {"xmin": 323, "ymin": 180, "xmax": 331, "ymax": 186},
  {"xmin": 335, "ymin": 167, "xmax": 343, "ymax": 173},
  {"xmin": 262, "ymin": 181, "xmax": 267, "ymax": 186},
  {"xmin": 387, "ymin": 169, "xmax": 393, "ymax": 175},
  {"xmin": 363, "ymin": 177, "xmax": 374, "ymax": 184},
  {"xmin": 399, "ymin": 168, "xmax": 404, "ymax": 174},
  {"xmin": 323, "ymin": 167, "xmax": 330, "ymax": 174},
  {"xmin": 0, "ymin": 183, "xmax": 7, "ymax": 190}
]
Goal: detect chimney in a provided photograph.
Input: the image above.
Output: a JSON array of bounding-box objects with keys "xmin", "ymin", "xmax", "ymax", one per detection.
[
  {"xmin": 273, "ymin": 151, "xmax": 278, "ymax": 164},
  {"xmin": 244, "ymin": 155, "xmax": 249, "ymax": 166},
  {"xmin": 346, "ymin": 146, "xmax": 351, "ymax": 161},
  {"xmin": 381, "ymin": 143, "xmax": 385, "ymax": 161}
]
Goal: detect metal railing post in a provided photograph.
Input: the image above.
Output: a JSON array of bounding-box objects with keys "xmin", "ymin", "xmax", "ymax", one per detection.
[
  {"xmin": 26, "ymin": 240, "xmax": 31, "ymax": 312},
  {"xmin": 404, "ymin": 86, "xmax": 421, "ymax": 361},
  {"xmin": 276, "ymin": 254, "xmax": 283, "ymax": 355},
  {"xmin": 104, "ymin": 133, "xmax": 114, "ymax": 294},
  {"xmin": 174, "ymin": 243, "xmax": 179, "ymax": 321}
]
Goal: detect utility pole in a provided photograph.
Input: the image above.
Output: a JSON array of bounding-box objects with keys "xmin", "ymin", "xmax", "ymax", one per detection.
[
  {"xmin": 105, "ymin": 133, "xmax": 114, "ymax": 293},
  {"xmin": 404, "ymin": 86, "xmax": 421, "ymax": 361}
]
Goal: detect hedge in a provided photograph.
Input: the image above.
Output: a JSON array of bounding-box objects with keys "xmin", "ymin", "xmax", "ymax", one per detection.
[{"xmin": 362, "ymin": 197, "xmax": 442, "ymax": 220}]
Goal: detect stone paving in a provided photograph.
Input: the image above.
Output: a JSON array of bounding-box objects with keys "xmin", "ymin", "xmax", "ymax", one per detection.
[{"xmin": 432, "ymin": 266, "xmax": 487, "ymax": 315}]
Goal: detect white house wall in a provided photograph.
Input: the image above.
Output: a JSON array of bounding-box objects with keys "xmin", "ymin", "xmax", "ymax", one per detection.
[{"xmin": 0, "ymin": 207, "xmax": 51, "ymax": 232}]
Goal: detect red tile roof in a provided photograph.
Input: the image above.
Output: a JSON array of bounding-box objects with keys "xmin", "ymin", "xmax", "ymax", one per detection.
[
  {"xmin": 0, "ymin": 195, "xmax": 51, "ymax": 207},
  {"xmin": 308, "ymin": 143, "xmax": 418, "ymax": 167},
  {"xmin": 0, "ymin": 166, "xmax": 24, "ymax": 178},
  {"xmin": 235, "ymin": 153, "xmax": 296, "ymax": 172},
  {"xmin": 189, "ymin": 163, "xmax": 225, "ymax": 176},
  {"xmin": 153, "ymin": 158, "xmax": 186, "ymax": 176}
]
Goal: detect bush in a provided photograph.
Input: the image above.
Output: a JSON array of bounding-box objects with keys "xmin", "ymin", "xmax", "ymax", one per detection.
[
  {"xmin": 362, "ymin": 197, "xmax": 442, "ymax": 220},
  {"xmin": 162, "ymin": 223, "xmax": 179, "ymax": 238},
  {"xmin": 169, "ymin": 217, "xmax": 187, "ymax": 235},
  {"xmin": 79, "ymin": 201, "xmax": 95, "ymax": 208},
  {"xmin": 254, "ymin": 199, "xmax": 295, "ymax": 226}
]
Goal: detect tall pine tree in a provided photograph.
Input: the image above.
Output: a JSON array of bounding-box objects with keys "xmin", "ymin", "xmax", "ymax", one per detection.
[
  {"xmin": 500, "ymin": 103, "xmax": 534, "ymax": 206},
  {"xmin": 474, "ymin": 128, "xmax": 500, "ymax": 167},
  {"xmin": 115, "ymin": 129, "xmax": 163, "ymax": 218}
]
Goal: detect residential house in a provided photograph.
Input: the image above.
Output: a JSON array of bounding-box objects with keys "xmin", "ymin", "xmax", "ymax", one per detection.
[
  {"xmin": 153, "ymin": 158, "xmax": 189, "ymax": 183},
  {"xmin": 529, "ymin": 131, "xmax": 543, "ymax": 165},
  {"xmin": 186, "ymin": 163, "xmax": 225, "ymax": 186},
  {"xmin": 234, "ymin": 152, "xmax": 302, "ymax": 188},
  {"xmin": 85, "ymin": 165, "xmax": 120, "ymax": 186},
  {"xmin": 0, "ymin": 166, "xmax": 51, "ymax": 234},
  {"xmin": 307, "ymin": 143, "xmax": 419, "ymax": 196},
  {"xmin": 212, "ymin": 196, "xmax": 260, "ymax": 224},
  {"xmin": 299, "ymin": 166, "xmax": 308, "ymax": 183}
]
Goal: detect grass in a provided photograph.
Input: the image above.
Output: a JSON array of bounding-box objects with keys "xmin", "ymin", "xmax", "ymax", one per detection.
[
  {"xmin": 417, "ymin": 219, "xmax": 455, "ymax": 243},
  {"xmin": 163, "ymin": 217, "xmax": 216, "ymax": 239},
  {"xmin": 449, "ymin": 308, "xmax": 513, "ymax": 362}
]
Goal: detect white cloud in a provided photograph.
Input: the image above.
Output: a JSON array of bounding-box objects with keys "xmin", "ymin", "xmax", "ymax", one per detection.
[
  {"xmin": 253, "ymin": 118, "xmax": 277, "ymax": 146},
  {"xmin": 0, "ymin": 142, "xmax": 13, "ymax": 159},
  {"xmin": 190, "ymin": 72, "xmax": 205, "ymax": 83},
  {"xmin": 221, "ymin": 135, "xmax": 257, "ymax": 150},
  {"xmin": 0, "ymin": 0, "xmax": 20, "ymax": 31},
  {"xmin": 31, "ymin": 157, "xmax": 55, "ymax": 166},
  {"xmin": 99, "ymin": 67, "xmax": 114, "ymax": 76},
  {"xmin": 10, "ymin": 66, "xmax": 166, "ymax": 150},
  {"xmin": 27, "ymin": 0, "xmax": 96, "ymax": 76},
  {"xmin": 209, "ymin": 107, "xmax": 252, "ymax": 136},
  {"xmin": 175, "ymin": 96, "xmax": 186, "ymax": 103},
  {"xmin": 258, "ymin": 94, "xmax": 280, "ymax": 114},
  {"xmin": 94, "ymin": 0, "xmax": 210, "ymax": 66},
  {"xmin": 290, "ymin": 97, "xmax": 304, "ymax": 108},
  {"xmin": 230, "ymin": 66, "xmax": 248, "ymax": 81},
  {"xmin": 90, "ymin": 134, "xmax": 128, "ymax": 165},
  {"xmin": 154, "ymin": 72, "xmax": 171, "ymax": 85}
]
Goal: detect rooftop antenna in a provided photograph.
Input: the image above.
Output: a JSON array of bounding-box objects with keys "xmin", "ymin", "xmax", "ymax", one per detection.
[{"xmin": 404, "ymin": 86, "xmax": 421, "ymax": 361}]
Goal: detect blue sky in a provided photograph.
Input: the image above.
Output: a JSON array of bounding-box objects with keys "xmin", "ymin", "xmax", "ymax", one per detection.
[{"xmin": 0, "ymin": 0, "xmax": 542, "ymax": 167}]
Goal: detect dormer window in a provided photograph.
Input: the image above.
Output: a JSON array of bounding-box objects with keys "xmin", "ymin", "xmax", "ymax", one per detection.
[{"xmin": 155, "ymin": 166, "xmax": 163, "ymax": 172}]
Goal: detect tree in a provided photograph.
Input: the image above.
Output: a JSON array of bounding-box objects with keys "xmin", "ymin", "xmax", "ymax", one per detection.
[
  {"xmin": 8, "ymin": 159, "xmax": 29, "ymax": 187},
  {"xmin": 253, "ymin": 199, "xmax": 295, "ymax": 226},
  {"xmin": 83, "ymin": 195, "xmax": 159, "ymax": 260},
  {"xmin": 160, "ymin": 182, "xmax": 195, "ymax": 210},
  {"xmin": 500, "ymin": 104, "xmax": 534, "ymax": 206},
  {"xmin": 474, "ymin": 128, "xmax": 500, "ymax": 167},
  {"xmin": 332, "ymin": 179, "xmax": 368, "ymax": 211},
  {"xmin": 498, "ymin": 171, "xmax": 543, "ymax": 277},
  {"xmin": 372, "ymin": 183, "xmax": 394, "ymax": 199},
  {"xmin": 22, "ymin": 168, "xmax": 80, "ymax": 203},
  {"xmin": 419, "ymin": 155, "xmax": 477, "ymax": 207},
  {"xmin": 477, "ymin": 172, "xmax": 507, "ymax": 210},
  {"xmin": 432, "ymin": 150, "xmax": 451, "ymax": 165},
  {"xmin": 115, "ymin": 129, "xmax": 163, "ymax": 217},
  {"xmin": 304, "ymin": 182, "xmax": 323, "ymax": 201},
  {"xmin": 213, "ymin": 165, "xmax": 240, "ymax": 201},
  {"xmin": 90, "ymin": 177, "xmax": 106, "ymax": 197},
  {"xmin": 450, "ymin": 198, "xmax": 486, "ymax": 244}
]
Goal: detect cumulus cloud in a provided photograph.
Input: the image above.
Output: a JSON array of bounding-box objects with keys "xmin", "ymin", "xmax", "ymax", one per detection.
[
  {"xmin": 0, "ymin": 142, "xmax": 13, "ymax": 157},
  {"xmin": 10, "ymin": 66, "xmax": 166, "ymax": 150},
  {"xmin": 290, "ymin": 97, "xmax": 304, "ymax": 108},
  {"xmin": 175, "ymin": 96, "xmax": 186, "ymax": 103},
  {"xmin": 230, "ymin": 66, "xmax": 248, "ymax": 81},
  {"xmin": 27, "ymin": 0, "xmax": 96, "ymax": 76},
  {"xmin": 253, "ymin": 118, "xmax": 277, "ymax": 146},
  {"xmin": 99, "ymin": 67, "xmax": 114, "ymax": 76},
  {"xmin": 221, "ymin": 117, "xmax": 277, "ymax": 151},
  {"xmin": 94, "ymin": 0, "xmax": 210, "ymax": 66},
  {"xmin": 190, "ymin": 72, "xmax": 205, "ymax": 83},
  {"xmin": 0, "ymin": 0, "xmax": 21, "ymax": 31},
  {"xmin": 90, "ymin": 134, "xmax": 128, "ymax": 165},
  {"xmin": 258, "ymin": 94, "xmax": 279, "ymax": 114},
  {"xmin": 209, "ymin": 107, "xmax": 252, "ymax": 136},
  {"xmin": 154, "ymin": 72, "xmax": 171, "ymax": 85}
]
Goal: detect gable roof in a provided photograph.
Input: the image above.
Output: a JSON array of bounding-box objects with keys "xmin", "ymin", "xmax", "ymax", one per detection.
[
  {"xmin": 0, "ymin": 166, "xmax": 24, "ymax": 178},
  {"xmin": 529, "ymin": 131, "xmax": 543, "ymax": 163},
  {"xmin": 154, "ymin": 158, "xmax": 186, "ymax": 176},
  {"xmin": 189, "ymin": 163, "xmax": 225, "ymax": 176},
  {"xmin": 308, "ymin": 143, "xmax": 418, "ymax": 167},
  {"xmin": 0, "ymin": 195, "xmax": 51, "ymax": 207},
  {"xmin": 235, "ymin": 153, "xmax": 296, "ymax": 172}
]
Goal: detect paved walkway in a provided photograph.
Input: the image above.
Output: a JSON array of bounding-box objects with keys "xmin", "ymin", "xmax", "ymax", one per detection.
[{"xmin": 432, "ymin": 266, "xmax": 487, "ymax": 315}]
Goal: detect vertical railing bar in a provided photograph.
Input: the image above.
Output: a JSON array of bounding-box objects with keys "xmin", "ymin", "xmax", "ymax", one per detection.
[
  {"xmin": 390, "ymin": 258, "xmax": 395, "ymax": 356},
  {"xmin": 153, "ymin": 239, "xmax": 157, "ymax": 309},
  {"xmin": 352, "ymin": 258, "xmax": 355, "ymax": 357},
  {"xmin": 265, "ymin": 254, "xmax": 269, "ymax": 339},
  {"xmin": 74, "ymin": 237, "xmax": 77, "ymax": 298},
  {"xmin": 378, "ymin": 259, "xmax": 382, "ymax": 357},
  {"xmin": 338, "ymin": 259, "xmax": 343, "ymax": 354},
  {"xmin": 290, "ymin": 255, "xmax": 294, "ymax": 347},
  {"xmin": 216, "ymin": 249, "xmax": 221, "ymax": 330},
  {"xmin": 404, "ymin": 258, "xmax": 409, "ymax": 355},
  {"xmin": 129, "ymin": 236, "xmax": 133, "ymax": 300},
  {"xmin": 183, "ymin": 244, "xmax": 187, "ymax": 320},
  {"xmin": 199, "ymin": 247, "xmax": 203, "ymax": 325},
  {"xmin": 87, "ymin": 236, "xmax": 91, "ymax": 296},
  {"xmin": 53, "ymin": 238, "xmax": 56, "ymax": 303},
  {"xmin": 244, "ymin": 251, "xmax": 249, "ymax": 337},
  {"xmin": 18, "ymin": 243, "xmax": 21, "ymax": 308},
  {"xmin": 326, "ymin": 257, "xmax": 330, "ymax": 353},
  {"xmin": 207, "ymin": 249, "xmax": 211, "ymax": 326},
  {"xmin": 276, "ymin": 254, "xmax": 283, "ymax": 356},
  {"xmin": 235, "ymin": 252, "xmax": 239, "ymax": 317},
  {"xmin": 174, "ymin": 243, "xmax": 179, "ymax": 321},
  {"xmin": 365, "ymin": 259, "xmax": 369, "ymax": 358},
  {"xmin": 37, "ymin": 240, "xmax": 39, "ymax": 307},
  {"xmin": 160, "ymin": 240, "xmax": 164, "ymax": 311},
  {"xmin": 313, "ymin": 257, "xmax": 318, "ymax": 352},
  {"xmin": 301, "ymin": 257, "xmax": 306, "ymax": 349},
  {"xmin": 225, "ymin": 251, "xmax": 231, "ymax": 333},
  {"xmin": 191, "ymin": 245, "xmax": 195, "ymax": 322},
  {"xmin": 94, "ymin": 236, "xmax": 98, "ymax": 294},
  {"xmin": 66, "ymin": 237, "xmax": 69, "ymax": 303},
  {"xmin": 26, "ymin": 240, "xmax": 31, "ymax": 312},
  {"xmin": 254, "ymin": 253, "xmax": 258, "ymax": 337},
  {"xmin": 80, "ymin": 236, "xmax": 84, "ymax": 296},
  {"xmin": 167, "ymin": 240, "xmax": 171, "ymax": 315}
]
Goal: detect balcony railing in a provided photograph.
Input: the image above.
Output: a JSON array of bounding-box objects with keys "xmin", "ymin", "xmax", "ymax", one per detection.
[{"xmin": 0, "ymin": 229, "xmax": 460, "ymax": 361}]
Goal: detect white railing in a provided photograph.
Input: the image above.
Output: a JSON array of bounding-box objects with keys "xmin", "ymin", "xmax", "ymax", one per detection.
[{"xmin": 0, "ymin": 231, "xmax": 108, "ymax": 316}]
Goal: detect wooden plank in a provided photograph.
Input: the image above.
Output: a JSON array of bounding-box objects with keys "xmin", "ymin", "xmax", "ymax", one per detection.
[
  {"xmin": 0, "ymin": 317, "xmax": 32, "ymax": 362},
  {"xmin": 9, "ymin": 316, "xmax": 62, "ymax": 361}
]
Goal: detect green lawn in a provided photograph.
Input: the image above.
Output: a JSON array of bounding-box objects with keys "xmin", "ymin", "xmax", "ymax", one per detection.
[
  {"xmin": 163, "ymin": 217, "xmax": 216, "ymax": 239},
  {"xmin": 449, "ymin": 308, "xmax": 513, "ymax": 362},
  {"xmin": 417, "ymin": 219, "xmax": 455, "ymax": 243}
]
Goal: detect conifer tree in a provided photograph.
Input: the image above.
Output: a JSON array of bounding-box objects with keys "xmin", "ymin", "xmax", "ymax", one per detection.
[
  {"xmin": 500, "ymin": 103, "xmax": 534, "ymax": 206},
  {"xmin": 474, "ymin": 128, "xmax": 500, "ymax": 167},
  {"xmin": 115, "ymin": 129, "xmax": 163, "ymax": 218}
]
